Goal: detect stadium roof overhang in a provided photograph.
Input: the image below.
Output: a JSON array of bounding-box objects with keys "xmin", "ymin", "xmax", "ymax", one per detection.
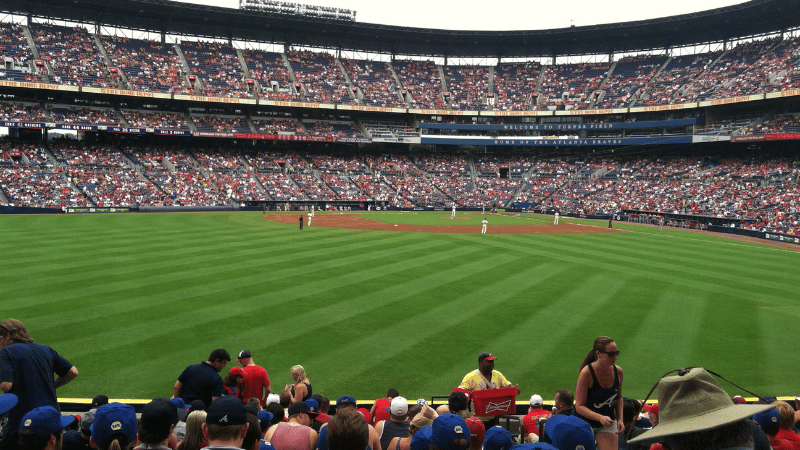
[{"xmin": 1, "ymin": 0, "xmax": 799, "ymax": 58}]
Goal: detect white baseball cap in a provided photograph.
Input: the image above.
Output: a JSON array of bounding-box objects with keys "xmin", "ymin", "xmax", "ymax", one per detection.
[
  {"xmin": 388, "ymin": 396, "xmax": 409, "ymax": 416},
  {"xmin": 529, "ymin": 394, "xmax": 543, "ymax": 406}
]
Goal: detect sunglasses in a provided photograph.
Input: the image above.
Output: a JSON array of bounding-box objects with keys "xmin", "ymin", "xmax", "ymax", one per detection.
[{"xmin": 600, "ymin": 350, "xmax": 620, "ymax": 357}]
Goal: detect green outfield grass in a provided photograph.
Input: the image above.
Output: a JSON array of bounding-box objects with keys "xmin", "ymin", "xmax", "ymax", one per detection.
[{"xmin": 2, "ymin": 211, "xmax": 798, "ymax": 403}]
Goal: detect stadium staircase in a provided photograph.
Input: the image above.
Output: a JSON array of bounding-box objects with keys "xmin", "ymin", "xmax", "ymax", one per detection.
[
  {"xmin": 93, "ymin": 34, "xmax": 125, "ymax": 90},
  {"xmin": 437, "ymin": 65, "xmax": 449, "ymax": 109},
  {"xmin": 629, "ymin": 57, "xmax": 673, "ymax": 108},
  {"xmin": 384, "ymin": 62, "xmax": 409, "ymax": 107},
  {"xmin": 173, "ymin": 44, "xmax": 203, "ymax": 93},
  {"xmin": 485, "ymin": 66, "xmax": 495, "ymax": 108},
  {"xmin": 22, "ymin": 25, "xmax": 51, "ymax": 84},
  {"xmin": 234, "ymin": 49, "xmax": 259, "ymax": 100},
  {"xmin": 281, "ymin": 53, "xmax": 304, "ymax": 100},
  {"xmin": 336, "ymin": 58, "xmax": 362, "ymax": 105}
]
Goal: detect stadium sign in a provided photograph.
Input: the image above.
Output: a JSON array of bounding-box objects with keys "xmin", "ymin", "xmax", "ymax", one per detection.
[
  {"xmin": 0, "ymin": 121, "xmax": 45, "ymax": 129},
  {"xmin": 66, "ymin": 207, "xmax": 130, "ymax": 213},
  {"xmin": 421, "ymin": 136, "xmax": 692, "ymax": 146},
  {"xmin": 765, "ymin": 233, "xmax": 800, "ymax": 245}
]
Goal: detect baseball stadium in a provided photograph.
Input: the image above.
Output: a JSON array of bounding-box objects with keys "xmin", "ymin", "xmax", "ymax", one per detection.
[{"xmin": 1, "ymin": 0, "xmax": 800, "ymax": 440}]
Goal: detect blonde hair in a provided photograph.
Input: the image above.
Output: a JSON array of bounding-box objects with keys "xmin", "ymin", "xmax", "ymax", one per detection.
[
  {"xmin": 774, "ymin": 401, "xmax": 794, "ymax": 429},
  {"xmin": 177, "ymin": 411, "xmax": 207, "ymax": 450},
  {"xmin": 290, "ymin": 365, "xmax": 306, "ymax": 379},
  {"xmin": 408, "ymin": 413, "xmax": 433, "ymax": 436}
]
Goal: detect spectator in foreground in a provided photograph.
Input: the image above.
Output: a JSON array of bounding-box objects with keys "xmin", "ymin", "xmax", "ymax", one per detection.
[
  {"xmin": 483, "ymin": 427, "xmax": 513, "ymax": 450},
  {"xmin": 90, "ymin": 403, "xmax": 138, "ymax": 450},
  {"xmin": 627, "ymin": 367, "xmax": 774, "ymax": 450},
  {"xmin": 552, "ymin": 389, "xmax": 574, "ymax": 416},
  {"xmin": 176, "ymin": 411, "xmax": 207, "ymax": 450},
  {"xmin": 17, "ymin": 406, "xmax": 76, "ymax": 450},
  {"xmin": 543, "ymin": 415, "xmax": 596, "ymax": 450},
  {"xmin": 0, "ymin": 319, "xmax": 79, "ymax": 450},
  {"xmin": 774, "ymin": 401, "xmax": 800, "ymax": 449},
  {"xmin": 575, "ymin": 336, "xmax": 623, "ymax": 450},
  {"xmin": 241, "ymin": 412, "xmax": 261, "ymax": 450},
  {"xmin": 521, "ymin": 395, "xmax": 550, "ymax": 442},
  {"xmin": 263, "ymin": 401, "xmax": 318, "ymax": 450},
  {"xmin": 430, "ymin": 414, "xmax": 469, "ymax": 450},
  {"xmin": 62, "ymin": 409, "xmax": 94, "ymax": 450},
  {"xmin": 134, "ymin": 398, "xmax": 180, "ymax": 450},
  {"xmin": 370, "ymin": 390, "xmax": 399, "ymax": 426},
  {"xmin": 174, "ymin": 349, "xmax": 230, "ymax": 409},
  {"xmin": 326, "ymin": 408, "xmax": 369, "ymax": 450},
  {"xmin": 753, "ymin": 408, "xmax": 793, "ymax": 450},
  {"xmin": 284, "ymin": 365, "xmax": 312, "ymax": 404},
  {"xmin": 375, "ymin": 397, "xmax": 410, "ymax": 450},
  {"xmin": 387, "ymin": 413, "xmax": 433, "ymax": 450},
  {"xmin": 202, "ymin": 396, "xmax": 249, "ymax": 450},
  {"xmin": 235, "ymin": 351, "xmax": 271, "ymax": 408}
]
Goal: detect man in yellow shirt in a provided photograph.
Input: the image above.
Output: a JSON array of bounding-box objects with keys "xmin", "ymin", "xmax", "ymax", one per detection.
[
  {"xmin": 459, "ymin": 353, "xmax": 512, "ymax": 391},
  {"xmin": 458, "ymin": 353, "xmax": 516, "ymax": 427}
]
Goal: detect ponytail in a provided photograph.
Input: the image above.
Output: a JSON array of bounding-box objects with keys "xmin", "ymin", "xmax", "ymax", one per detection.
[{"xmin": 579, "ymin": 336, "xmax": 615, "ymax": 372}]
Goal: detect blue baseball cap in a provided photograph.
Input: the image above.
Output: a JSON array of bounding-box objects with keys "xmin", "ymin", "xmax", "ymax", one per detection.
[
  {"xmin": 91, "ymin": 403, "xmax": 138, "ymax": 450},
  {"xmin": 257, "ymin": 410, "xmax": 274, "ymax": 430},
  {"xmin": 0, "ymin": 394, "xmax": 18, "ymax": 415},
  {"xmin": 206, "ymin": 396, "xmax": 247, "ymax": 426},
  {"xmin": 483, "ymin": 426, "xmax": 514, "ymax": 450},
  {"xmin": 336, "ymin": 395, "xmax": 356, "ymax": 407},
  {"xmin": 431, "ymin": 413, "xmax": 470, "ymax": 450},
  {"xmin": 543, "ymin": 415, "xmax": 596, "ymax": 450},
  {"xmin": 410, "ymin": 426, "xmax": 433, "ymax": 450},
  {"xmin": 305, "ymin": 399, "xmax": 319, "ymax": 413},
  {"xmin": 753, "ymin": 408, "xmax": 781, "ymax": 432},
  {"xmin": 19, "ymin": 406, "xmax": 76, "ymax": 438}
]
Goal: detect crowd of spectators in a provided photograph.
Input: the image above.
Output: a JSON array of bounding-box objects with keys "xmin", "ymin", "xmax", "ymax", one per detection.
[
  {"xmin": 2, "ymin": 21, "xmax": 800, "ymax": 113},
  {"xmin": 342, "ymin": 59, "xmax": 405, "ymax": 108},
  {"xmin": 252, "ymin": 117, "xmax": 305, "ymax": 134},
  {"xmin": 122, "ymin": 110, "xmax": 189, "ymax": 129},
  {"xmin": 192, "ymin": 115, "xmax": 251, "ymax": 133},
  {"xmin": 49, "ymin": 106, "xmax": 121, "ymax": 126},
  {"xmin": 287, "ymin": 50, "xmax": 351, "ymax": 104},
  {"xmin": 0, "ymin": 23, "xmax": 34, "ymax": 80},
  {"xmin": 30, "ymin": 24, "xmax": 116, "ymax": 88},
  {"xmin": 392, "ymin": 60, "xmax": 446, "ymax": 109},
  {"xmin": 0, "ymin": 102, "xmax": 48, "ymax": 122},
  {"xmin": 443, "ymin": 65, "xmax": 488, "ymax": 110},
  {"xmin": 535, "ymin": 62, "xmax": 611, "ymax": 110},
  {"xmin": 3, "ymin": 142, "xmax": 800, "ymax": 235},
  {"xmin": 99, "ymin": 35, "xmax": 187, "ymax": 93},
  {"xmin": 595, "ymin": 55, "xmax": 667, "ymax": 109},
  {"xmin": 492, "ymin": 62, "xmax": 541, "ymax": 111},
  {"xmin": 181, "ymin": 40, "xmax": 251, "ymax": 98},
  {"xmin": 637, "ymin": 52, "xmax": 720, "ymax": 106},
  {"xmin": 241, "ymin": 49, "xmax": 297, "ymax": 101}
]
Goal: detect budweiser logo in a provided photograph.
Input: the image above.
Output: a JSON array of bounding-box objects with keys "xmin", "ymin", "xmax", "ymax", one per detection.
[{"xmin": 484, "ymin": 400, "xmax": 512, "ymax": 414}]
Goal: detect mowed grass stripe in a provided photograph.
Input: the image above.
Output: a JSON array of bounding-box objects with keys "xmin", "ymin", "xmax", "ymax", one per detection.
[
  {"xmin": 485, "ymin": 233, "xmax": 797, "ymax": 303},
  {"xmin": 56, "ymin": 245, "xmax": 517, "ymax": 398},
  {"xmin": 16, "ymin": 233, "xmax": 469, "ymax": 338},
  {"xmin": 3, "ymin": 212, "xmax": 799, "ymax": 399},
  {"xmin": 304, "ymin": 260, "xmax": 574, "ymax": 397},
  {"xmin": 3, "ymin": 229, "xmax": 442, "ymax": 306}
]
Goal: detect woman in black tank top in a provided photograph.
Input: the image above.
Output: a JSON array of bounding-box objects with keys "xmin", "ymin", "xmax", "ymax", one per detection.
[
  {"xmin": 286, "ymin": 364, "xmax": 313, "ymax": 403},
  {"xmin": 575, "ymin": 336, "xmax": 625, "ymax": 450}
]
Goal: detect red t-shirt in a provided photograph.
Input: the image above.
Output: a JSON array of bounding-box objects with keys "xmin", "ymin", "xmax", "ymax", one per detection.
[
  {"xmin": 240, "ymin": 365, "xmax": 270, "ymax": 405},
  {"xmin": 521, "ymin": 409, "xmax": 551, "ymax": 435},
  {"xmin": 776, "ymin": 429, "xmax": 800, "ymax": 450},
  {"xmin": 371, "ymin": 398, "xmax": 392, "ymax": 425}
]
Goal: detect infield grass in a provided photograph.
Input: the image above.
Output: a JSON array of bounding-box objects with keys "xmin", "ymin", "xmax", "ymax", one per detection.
[{"xmin": 2, "ymin": 211, "xmax": 798, "ymax": 402}]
